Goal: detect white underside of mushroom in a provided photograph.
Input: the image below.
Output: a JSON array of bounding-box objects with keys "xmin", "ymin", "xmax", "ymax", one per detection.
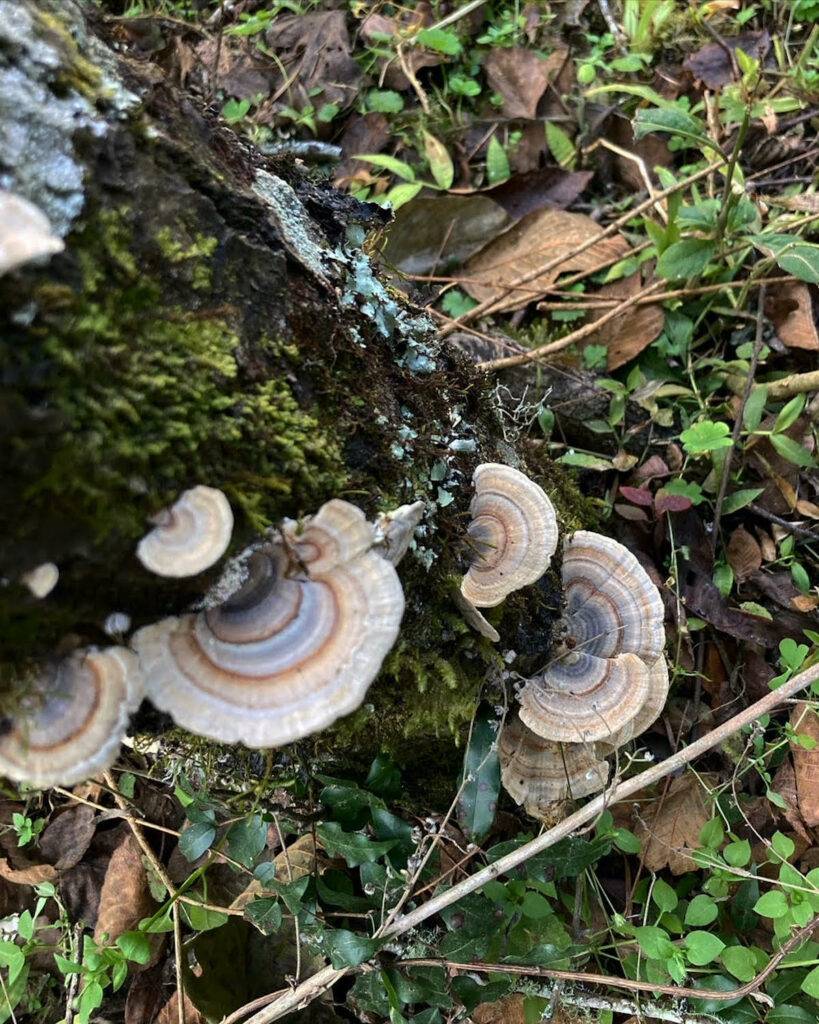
[{"xmin": 0, "ymin": 191, "xmax": 64, "ymax": 277}]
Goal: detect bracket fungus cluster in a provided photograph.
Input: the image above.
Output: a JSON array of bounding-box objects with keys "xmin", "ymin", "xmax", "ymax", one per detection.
[
  {"xmin": 136, "ymin": 485, "xmax": 234, "ymax": 578},
  {"xmin": 0, "ymin": 190, "xmax": 64, "ymax": 277},
  {"xmin": 0, "ymin": 648, "xmax": 143, "ymax": 788},
  {"xmin": 132, "ymin": 499, "xmax": 406, "ymax": 748}
]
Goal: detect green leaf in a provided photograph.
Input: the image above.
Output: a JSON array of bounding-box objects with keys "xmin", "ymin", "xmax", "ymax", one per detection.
[
  {"xmin": 685, "ymin": 931, "xmax": 726, "ymax": 966},
  {"xmin": 457, "ymin": 703, "xmax": 500, "ymax": 843},
  {"xmin": 227, "ymin": 814, "xmax": 267, "ymax": 868},
  {"xmin": 557, "ymin": 450, "xmax": 612, "ymax": 470},
  {"xmin": 652, "ymin": 878, "xmax": 678, "ymax": 913},
  {"xmin": 657, "ymin": 238, "xmax": 717, "ymax": 280},
  {"xmin": 685, "ymin": 894, "xmax": 718, "ymax": 926},
  {"xmin": 750, "ymin": 233, "xmax": 819, "ymax": 284},
  {"xmin": 355, "ymin": 153, "xmax": 416, "ymax": 182},
  {"xmin": 681, "ymin": 420, "xmax": 733, "ymax": 454},
  {"xmin": 633, "ymin": 107, "xmax": 715, "ymax": 151},
  {"xmin": 634, "ymin": 925, "xmax": 675, "ymax": 960},
  {"xmin": 713, "ymin": 562, "xmax": 734, "ymax": 597},
  {"xmin": 721, "ymin": 488, "xmax": 764, "ymax": 515},
  {"xmin": 791, "ymin": 562, "xmax": 811, "ymax": 594},
  {"xmin": 663, "ymin": 478, "xmax": 704, "ymax": 505},
  {"xmin": 365, "ymin": 753, "xmax": 402, "ymax": 799},
  {"xmin": 753, "ymin": 889, "xmax": 789, "ymax": 918},
  {"xmin": 802, "ymin": 964, "xmax": 819, "ymax": 998},
  {"xmin": 118, "ymin": 772, "xmax": 136, "ymax": 799},
  {"xmin": 743, "ymin": 385, "xmax": 768, "ymax": 432},
  {"xmin": 486, "ymin": 136, "xmax": 510, "ymax": 185},
  {"xmin": 774, "ymin": 394, "xmax": 806, "ymax": 434},
  {"xmin": 721, "ymin": 944, "xmax": 758, "ymax": 982},
  {"xmin": 325, "ymin": 929, "xmax": 382, "ymax": 969},
  {"xmin": 740, "ymin": 601, "xmax": 772, "ymax": 620},
  {"xmin": 585, "ymin": 83, "xmax": 671, "ymax": 107},
  {"xmin": 371, "ymin": 807, "xmax": 414, "ymax": 868},
  {"xmin": 316, "ymin": 822, "xmax": 397, "ymax": 868},
  {"xmin": 116, "ymin": 931, "xmax": 151, "ymax": 964},
  {"xmin": 724, "ymin": 839, "xmax": 751, "ymax": 867},
  {"xmin": 244, "ymin": 898, "xmax": 283, "ymax": 936},
  {"xmin": 545, "ymin": 121, "xmax": 575, "ymax": 168},
  {"xmin": 416, "ymin": 27, "xmax": 462, "ymax": 55},
  {"xmin": 179, "ymin": 821, "xmax": 216, "ymax": 862},
  {"xmin": 521, "ymin": 891, "xmax": 553, "ymax": 920},
  {"xmin": 422, "ymin": 131, "xmax": 454, "ymax": 190},
  {"xmin": 384, "ymin": 182, "xmax": 424, "ymax": 210},
  {"xmin": 771, "ymin": 831, "xmax": 796, "ymax": 861},
  {"xmin": 770, "ymin": 433, "xmax": 815, "ymax": 467},
  {"xmin": 768, "ymin": 1006, "xmax": 818, "ymax": 1024},
  {"xmin": 366, "ymin": 89, "xmax": 405, "ymax": 114},
  {"xmin": 181, "ymin": 901, "xmax": 229, "ymax": 932},
  {"xmin": 700, "ymin": 817, "xmax": 725, "ymax": 850}
]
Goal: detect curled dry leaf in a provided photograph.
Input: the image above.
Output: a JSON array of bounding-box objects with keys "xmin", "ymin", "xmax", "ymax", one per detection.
[
  {"xmin": 633, "ymin": 773, "xmax": 712, "ymax": 875},
  {"xmin": 0, "ymin": 858, "xmax": 58, "ymax": 886},
  {"xmin": 790, "ymin": 701, "xmax": 819, "ymax": 827},
  {"xmin": 484, "ymin": 47, "xmax": 567, "ymax": 120},
  {"xmin": 771, "ymin": 757, "xmax": 813, "ymax": 843},
  {"xmin": 94, "ymin": 833, "xmax": 155, "ymax": 945},
  {"xmin": 726, "ymin": 526, "xmax": 763, "ymax": 582},
  {"xmin": 765, "ymin": 281, "xmax": 819, "ymax": 351},
  {"xmin": 586, "ymin": 272, "xmax": 665, "ymax": 371}
]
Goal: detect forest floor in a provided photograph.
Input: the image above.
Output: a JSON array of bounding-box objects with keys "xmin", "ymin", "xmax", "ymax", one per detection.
[{"xmin": 3, "ymin": 2, "xmax": 819, "ymax": 1023}]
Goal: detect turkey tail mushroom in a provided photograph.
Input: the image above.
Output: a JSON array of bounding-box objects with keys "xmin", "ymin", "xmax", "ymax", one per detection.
[
  {"xmin": 136, "ymin": 485, "xmax": 234, "ymax": 578},
  {"xmin": 132, "ymin": 499, "xmax": 404, "ymax": 748},
  {"xmin": 0, "ymin": 648, "xmax": 143, "ymax": 788},
  {"xmin": 460, "ymin": 463, "xmax": 558, "ymax": 609}
]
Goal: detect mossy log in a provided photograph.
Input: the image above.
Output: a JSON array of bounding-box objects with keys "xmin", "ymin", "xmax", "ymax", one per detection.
[{"xmin": 0, "ymin": 0, "xmax": 589, "ymax": 786}]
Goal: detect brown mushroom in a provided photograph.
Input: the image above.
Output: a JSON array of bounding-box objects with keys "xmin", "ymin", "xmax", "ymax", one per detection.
[
  {"xmin": 518, "ymin": 530, "xmax": 665, "ymax": 744},
  {"xmin": 0, "ymin": 191, "xmax": 64, "ymax": 276},
  {"xmin": 0, "ymin": 648, "xmax": 143, "ymax": 788},
  {"xmin": 461, "ymin": 463, "xmax": 558, "ymax": 608},
  {"xmin": 137, "ymin": 485, "xmax": 233, "ymax": 578},
  {"xmin": 499, "ymin": 714, "xmax": 608, "ymax": 812},
  {"xmin": 132, "ymin": 499, "xmax": 404, "ymax": 748}
]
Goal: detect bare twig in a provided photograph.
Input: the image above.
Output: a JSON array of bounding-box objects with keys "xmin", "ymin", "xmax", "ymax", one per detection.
[
  {"xmin": 173, "ymin": 903, "xmax": 186, "ymax": 1024},
  {"xmin": 535, "ymin": 275, "xmax": 792, "ymax": 312},
  {"xmin": 737, "ymin": 368, "xmax": 819, "ymax": 402},
  {"xmin": 241, "ymin": 655, "xmax": 819, "ymax": 1024}
]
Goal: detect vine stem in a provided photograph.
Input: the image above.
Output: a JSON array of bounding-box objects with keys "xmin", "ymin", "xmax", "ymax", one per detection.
[{"xmin": 240, "ymin": 655, "xmax": 819, "ymax": 1024}]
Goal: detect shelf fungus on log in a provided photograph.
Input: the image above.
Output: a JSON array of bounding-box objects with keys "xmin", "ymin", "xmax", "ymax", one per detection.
[
  {"xmin": 375, "ymin": 500, "xmax": 426, "ymax": 565},
  {"xmin": 132, "ymin": 499, "xmax": 405, "ymax": 748},
  {"xmin": 519, "ymin": 530, "xmax": 666, "ymax": 745},
  {"xmin": 597, "ymin": 656, "xmax": 670, "ymax": 753},
  {"xmin": 136, "ymin": 485, "xmax": 234, "ymax": 578},
  {"xmin": 460, "ymin": 463, "xmax": 558, "ymax": 609},
  {"xmin": 499, "ymin": 713, "xmax": 609, "ymax": 814},
  {"xmin": 0, "ymin": 648, "xmax": 143, "ymax": 788},
  {"xmin": 21, "ymin": 562, "xmax": 59, "ymax": 599},
  {"xmin": 0, "ymin": 190, "xmax": 64, "ymax": 277}
]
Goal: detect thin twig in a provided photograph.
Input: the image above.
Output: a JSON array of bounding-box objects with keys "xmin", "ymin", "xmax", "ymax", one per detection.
[
  {"xmin": 240, "ymin": 656, "xmax": 819, "ymax": 1024},
  {"xmin": 736, "ymin": 368, "xmax": 819, "ymax": 402},
  {"xmin": 535, "ymin": 275, "xmax": 792, "ymax": 311},
  {"xmin": 173, "ymin": 903, "xmax": 186, "ymax": 1024}
]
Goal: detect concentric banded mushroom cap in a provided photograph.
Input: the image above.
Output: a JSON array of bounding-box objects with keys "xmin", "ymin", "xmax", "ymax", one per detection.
[
  {"xmin": 499, "ymin": 714, "xmax": 608, "ymax": 810},
  {"xmin": 137, "ymin": 486, "xmax": 234, "ymax": 578},
  {"xmin": 562, "ymin": 530, "xmax": 664, "ymax": 663},
  {"xmin": 132, "ymin": 499, "xmax": 404, "ymax": 748},
  {"xmin": 461, "ymin": 463, "xmax": 558, "ymax": 608},
  {"xmin": 0, "ymin": 648, "xmax": 143, "ymax": 788},
  {"xmin": 597, "ymin": 656, "xmax": 670, "ymax": 752},
  {"xmin": 0, "ymin": 191, "xmax": 64, "ymax": 276}
]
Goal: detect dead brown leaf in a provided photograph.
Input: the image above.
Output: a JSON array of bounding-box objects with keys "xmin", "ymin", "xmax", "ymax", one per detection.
[
  {"xmin": 634, "ymin": 773, "xmax": 712, "ymax": 874},
  {"xmin": 94, "ymin": 833, "xmax": 155, "ymax": 944},
  {"xmin": 765, "ymin": 282, "xmax": 819, "ymax": 351},
  {"xmin": 484, "ymin": 47, "xmax": 567, "ymax": 120},
  {"xmin": 125, "ymin": 962, "xmax": 166, "ymax": 1024},
  {"xmin": 0, "ymin": 858, "xmax": 57, "ymax": 886},
  {"xmin": 727, "ymin": 527, "xmax": 763, "ymax": 582},
  {"xmin": 334, "ymin": 112, "xmax": 390, "ymax": 186},
  {"xmin": 461, "ymin": 208, "xmax": 630, "ymax": 310},
  {"xmin": 39, "ymin": 805, "xmax": 97, "ymax": 870},
  {"xmin": 232, "ymin": 832, "xmax": 325, "ymax": 911},
  {"xmin": 586, "ymin": 272, "xmax": 665, "ymax": 370},
  {"xmin": 156, "ymin": 990, "xmax": 204, "ymax": 1024},
  {"xmin": 485, "ymin": 167, "xmax": 593, "ymax": 220},
  {"xmin": 683, "ymin": 30, "xmax": 770, "ymax": 90},
  {"xmin": 473, "ymin": 994, "xmax": 527, "ymax": 1024},
  {"xmin": 791, "ymin": 702, "xmax": 819, "ymax": 826},
  {"xmin": 194, "ymin": 38, "xmax": 275, "ymax": 100},
  {"xmin": 771, "ymin": 758, "xmax": 813, "ymax": 843},
  {"xmin": 606, "ymin": 113, "xmax": 672, "ymax": 189}
]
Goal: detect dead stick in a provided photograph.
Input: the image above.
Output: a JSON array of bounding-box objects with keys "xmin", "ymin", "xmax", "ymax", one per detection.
[
  {"xmin": 535, "ymin": 275, "xmax": 792, "ymax": 311},
  {"xmin": 241, "ymin": 654, "xmax": 819, "ymax": 1024},
  {"xmin": 439, "ymin": 160, "xmax": 723, "ymax": 337},
  {"xmin": 477, "ymin": 280, "xmax": 666, "ymax": 372}
]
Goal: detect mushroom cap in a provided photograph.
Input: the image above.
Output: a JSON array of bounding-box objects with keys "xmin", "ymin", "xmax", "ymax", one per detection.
[
  {"xmin": 499, "ymin": 714, "xmax": 608, "ymax": 810},
  {"xmin": 452, "ymin": 589, "xmax": 500, "ymax": 643},
  {"xmin": 137, "ymin": 486, "xmax": 234, "ymax": 578},
  {"xmin": 132, "ymin": 499, "xmax": 404, "ymax": 748},
  {"xmin": 0, "ymin": 191, "xmax": 64, "ymax": 277},
  {"xmin": 461, "ymin": 463, "xmax": 558, "ymax": 608},
  {"xmin": 597, "ymin": 656, "xmax": 670, "ymax": 752},
  {"xmin": 21, "ymin": 562, "xmax": 59, "ymax": 599},
  {"xmin": 376, "ymin": 501, "xmax": 425, "ymax": 565},
  {"xmin": 519, "ymin": 651, "xmax": 650, "ymax": 743},
  {"xmin": 562, "ymin": 530, "xmax": 665, "ymax": 663},
  {"xmin": 0, "ymin": 648, "xmax": 143, "ymax": 788}
]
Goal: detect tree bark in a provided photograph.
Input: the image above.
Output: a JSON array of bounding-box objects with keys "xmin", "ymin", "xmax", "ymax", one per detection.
[{"xmin": 0, "ymin": 1, "xmax": 582, "ymax": 776}]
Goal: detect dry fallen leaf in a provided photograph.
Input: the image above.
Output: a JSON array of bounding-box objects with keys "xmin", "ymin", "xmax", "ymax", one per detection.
[
  {"xmin": 155, "ymin": 990, "xmax": 204, "ymax": 1024},
  {"xmin": 484, "ymin": 47, "xmax": 566, "ymax": 120},
  {"xmin": 683, "ymin": 30, "xmax": 770, "ymax": 90},
  {"xmin": 0, "ymin": 858, "xmax": 58, "ymax": 886},
  {"xmin": 586, "ymin": 272, "xmax": 665, "ymax": 370},
  {"xmin": 765, "ymin": 282, "xmax": 819, "ymax": 351},
  {"xmin": 94, "ymin": 833, "xmax": 155, "ymax": 944},
  {"xmin": 462, "ymin": 208, "xmax": 630, "ymax": 310},
  {"xmin": 473, "ymin": 994, "xmax": 527, "ymax": 1024},
  {"xmin": 39, "ymin": 805, "xmax": 98, "ymax": 871},
  {"xmin": 771, "ymin": 758, "xmax": 813, "ymax": 842},
  {"xmin": 634, "ymin": 773, "xmax": 712, "ymax": 875},
  {"xmin": 231, "ymin": 832, "xmax": 325, "ymax": 911},
  {"xmin": 791, "ymin": 701, "xmax": 819, "ymax": 827},
  {"xmin": 727, "ymin": 526, "xmax": 763, "ymax": 582}
]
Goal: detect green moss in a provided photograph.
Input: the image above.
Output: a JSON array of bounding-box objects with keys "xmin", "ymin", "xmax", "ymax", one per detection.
[
  {"xmin": 34, "ymin": 9, "xmax": 102, "ymax": 99},
  {"xmin": 155, "ymin": 226, "xmax": 219, "ymax": 291}
]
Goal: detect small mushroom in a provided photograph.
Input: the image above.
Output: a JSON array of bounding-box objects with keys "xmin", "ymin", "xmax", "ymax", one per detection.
[
  {"xmin": 137, "ymin": 485, "xmax": 234, "ymax": 578},
  {"xmin": 499, "ymin": 714, "xmax": 608, "ymax": 812},
  {"xmin": 0, "ymin": 647, "xmax": 143, "ymax": 788},
  {"xmin": 21, "ymin": 563, "xmax": 59, "ymax": 599},
  {"xmin": 518, "ymin": 530, "xmax": 665, "ymax": 744},
  {"xmin": 461, "ymin": 463, "xmax": 558, "ymax": 608},
  {"xmin": 132, "ymin": 499, "xmax": 404, "ymax": 748},
  {"xmin": 375, "ymin": 501, "xmax": 425, "ymax": 565},
  {"xmin": 0, "ymin": 191, "xmax": 64, "ymax": 277},
  {"xmin": 597, "ymin": 656, "xmax": 670, "ymax": 752}
]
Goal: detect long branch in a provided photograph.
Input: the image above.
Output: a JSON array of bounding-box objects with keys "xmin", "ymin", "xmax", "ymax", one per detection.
[{"xmin": 242, "ymin": 654, "xmax": 819, "ymax": 1023}]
